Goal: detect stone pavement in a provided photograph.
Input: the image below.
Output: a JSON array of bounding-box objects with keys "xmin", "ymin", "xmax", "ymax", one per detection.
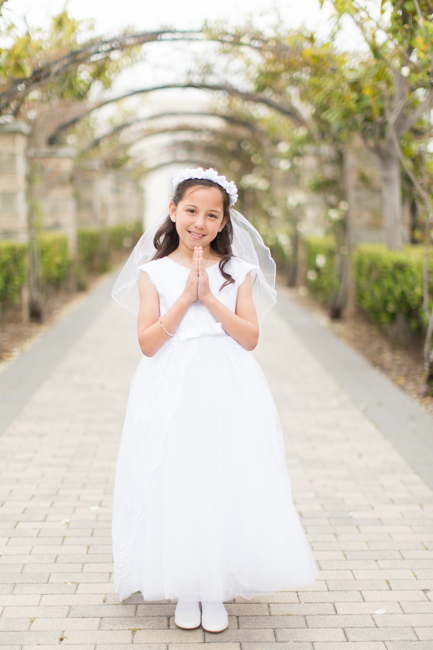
[{"xmin": 0, "ymin": 274, "xmax": 433, "ymax": 650}]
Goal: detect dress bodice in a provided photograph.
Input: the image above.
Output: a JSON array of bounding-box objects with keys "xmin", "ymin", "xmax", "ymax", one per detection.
[{"xmin": 138, "ymin": 256, "xmax": 257, "ymax": 341}]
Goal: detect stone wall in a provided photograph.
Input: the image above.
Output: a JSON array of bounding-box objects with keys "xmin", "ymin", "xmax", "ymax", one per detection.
[
  {"xmin": 344, "ymin": 133, "xmax": 410, "ymax": 246},
  {"xmin": 0, "ymin": 121, "xmax": 144, "ymax": 252},
  {"xmin": 0, "ymin": 121, "xmax": 30, "ymax": 243},
  {"xmin": 28, "ymin": 147, "xmax": 78, "ymax": 253},
  {"xmin": 74, "ymin": 166, "xmax": 143, "ymax": 228}
]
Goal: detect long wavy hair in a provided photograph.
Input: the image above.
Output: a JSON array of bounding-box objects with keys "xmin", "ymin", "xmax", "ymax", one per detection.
[{"xmin": 152, "ymin": 178, "xmax": 235, "ymax": 290}]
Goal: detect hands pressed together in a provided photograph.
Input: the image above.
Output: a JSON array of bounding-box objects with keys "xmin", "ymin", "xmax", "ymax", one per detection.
[
  {"xmin": 183, "ymin": 247, "xmax": 213, "ymax": 305},
  {"xmin": 138, "ymin": 245, "xmax": 259, "ymax": 357}
]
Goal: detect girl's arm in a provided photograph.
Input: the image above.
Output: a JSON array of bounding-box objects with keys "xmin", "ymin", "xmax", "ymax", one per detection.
[
  {"xmin": 197, "ymin": 253, "xmax": 259, "ymax": 351},
  {"xmin": 137, "ymin": 257, "xmax": 198, "ymax": 357}
]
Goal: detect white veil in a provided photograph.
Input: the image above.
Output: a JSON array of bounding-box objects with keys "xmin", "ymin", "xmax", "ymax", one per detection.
[{"xmin": 111, "ymin": 208, "xmax": 277, "ymax": 331}]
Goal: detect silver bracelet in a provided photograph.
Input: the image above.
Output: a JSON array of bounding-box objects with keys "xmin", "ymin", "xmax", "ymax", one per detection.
[{"xmin": 159, "ymin": 318, "xmax": 175, "ymax": 337}]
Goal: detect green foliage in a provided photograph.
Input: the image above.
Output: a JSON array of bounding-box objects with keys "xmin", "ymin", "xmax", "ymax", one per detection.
[
  {"xmin": 107, "ymin": 221, "xmax": 142, "ymax": 250},
  {"xmin": 77, "ymin": 221, "xmax": 142, "ymax": 273},
  {"xmin": 353, "ymin": 244, "xmax": 433, "ymax": 331},
  {"xmin": 268, "ymin": 240, "xmax": 287, "ymax": 271},
  {"xmin": 77, "ymin": 228, "xmax": 110, "ymax": 274},
  {"xmin": 38, "ymin": 233, "xmax": 70, "ymax": 287},
  {"xmin": 0, "ymin": 241, "xmax": 28, "ymax": 303},
  {"xmin": 303, "ymin": 235, "xmax": 336, "ymax": 303},
  {"xmin": 0, "ymin": 9, "xmax": 144, "ymax": 127},
  {"xmin": 0, "ymin": 222, "xmax": 143, "ymax": 304},
  {"xmin": 205, "ymin": 4, "xmax": 433, "ymax": 246}
]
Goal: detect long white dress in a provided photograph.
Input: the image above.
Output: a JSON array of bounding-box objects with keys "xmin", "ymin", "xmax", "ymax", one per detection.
[{"xmin": 112, "ymin": 255, "xmax": 319, "ymax": 603}]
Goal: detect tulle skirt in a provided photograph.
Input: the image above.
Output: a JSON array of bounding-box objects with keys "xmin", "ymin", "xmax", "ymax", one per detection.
[{"xmin": 112, "ymin": 334, "xmax": 319, "ymax": 602}]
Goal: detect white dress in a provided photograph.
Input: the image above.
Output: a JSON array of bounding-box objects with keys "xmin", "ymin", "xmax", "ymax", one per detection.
[{"xmin": 112, "ymin": 255, "xmax": 319, "ymax": 603}]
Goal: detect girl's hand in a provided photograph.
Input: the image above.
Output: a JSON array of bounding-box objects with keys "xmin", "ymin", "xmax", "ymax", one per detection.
[
  {"xmin": 182, "ymin": 248, "xmax": 199, "ymax": 304},
  {"xmin": 197, "ymin": 247, "xmax": 212, "ymax": 303}
]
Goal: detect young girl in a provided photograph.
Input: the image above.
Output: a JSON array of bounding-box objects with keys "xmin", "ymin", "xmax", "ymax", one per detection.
[{"xmin": 111, "ymin": 167, "xmax": 318, "ymax": 634}]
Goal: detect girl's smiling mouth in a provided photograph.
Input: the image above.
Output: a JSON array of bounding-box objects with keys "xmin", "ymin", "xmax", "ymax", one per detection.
[{"xmin": 188, "ymin": 231, "xmax": 205, "ymax": 239}]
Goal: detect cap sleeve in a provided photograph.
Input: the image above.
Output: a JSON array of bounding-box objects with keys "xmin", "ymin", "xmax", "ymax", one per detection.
[
  {"xmin": 138, "ymin": 259, "xmax": 159, "ymax": 290},
  {"xmin": 233, "ymin": 257, "xmax": 258, "ymax": 286}
]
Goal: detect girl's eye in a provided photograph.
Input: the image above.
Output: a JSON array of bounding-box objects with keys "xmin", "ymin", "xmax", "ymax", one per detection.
[{"xmin": 209, "ymin": 214, "xmax": 218, "ymax": 219}]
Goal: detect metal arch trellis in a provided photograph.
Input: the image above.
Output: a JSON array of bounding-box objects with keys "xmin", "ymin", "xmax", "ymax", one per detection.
[{"xmin": 83, "ymin": 111, "xmax": 261, "ymax": 152}]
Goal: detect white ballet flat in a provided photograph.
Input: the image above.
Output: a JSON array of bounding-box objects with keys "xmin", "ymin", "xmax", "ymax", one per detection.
[
  {"xmin": 174, "ymin": 600, "xmax": 201, "ymax": 630},
  {"xmin": 200, "ymin": 601, "xmax": 229, "ymax": 633}
]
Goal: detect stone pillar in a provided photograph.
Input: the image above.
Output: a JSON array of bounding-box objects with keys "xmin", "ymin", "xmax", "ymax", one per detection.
[
  {"xmin": 99, "ymin": 171, "xmax": 117, "ymax": 226},
  {"xmin": 111, "ymin": 172, "xmax": 144, "ymax": 225},
  {"xmin": 297, "ymin": 153, "xmax": 328, "ymax": 237},
  {"xmin": 344, "ymin": 134, "xmax": 385, "ymax": 247},
  {"xmin": 28, "ymin": 147, "xmax": 78, "ymax": 254},
  {"xmin": 120, "ymin": 177, "xmax": 144, "ymax": 225},
  {"xmin": 114, "ymin": 173, "xmax": 125, "ymax": 224},
  {"xmin": 0, "ymin": 120, "xmax": 30, "ymax": 243},
  {"xmin": 74, "ymin": 160, "xmax": 105, "ymax": 228},
  {"xmin": 75, "ymin": 164, "xmax": 144, "ymax": 229}
]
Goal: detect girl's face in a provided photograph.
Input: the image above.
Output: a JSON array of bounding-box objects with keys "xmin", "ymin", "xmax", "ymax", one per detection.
[{"xmin": 169, "ymin": 185, "xmax": 227, "ymax": 251}]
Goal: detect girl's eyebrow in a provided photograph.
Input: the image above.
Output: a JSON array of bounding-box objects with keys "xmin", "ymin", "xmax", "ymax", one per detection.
[{"xmin": 184, "ymin": 203, "xmax": 222, "ymax": 214}]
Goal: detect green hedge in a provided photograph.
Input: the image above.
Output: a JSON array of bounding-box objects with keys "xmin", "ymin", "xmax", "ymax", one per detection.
[
  {"xmin": 38, "ymin": 233, "xmax": 70, "ymax": 288},
  {"xmin": 0, "ymin": 241, "xmax": 28, "ymax": 304},
  {"xmin": 303, "ymin": 235, "xmax": 336, "ymax": 303},
  {"xmin": 78, "ymin": 221, "xmax": 142, "ymax": 273},
  {"xmin": 0, "ymin": 221, "xmax": 143, "ymax": 306},
  {"xmin": 302, "ymin": 237, "xmax": 433, "ymax": 333},
  {"xmin": 108, "ymin": 222, "xmax": 142, "ymax": 250},
  {"xmin": 77, "ymin": 228, "xmax": 109, "ymax": 273},
  {"xmin": 353, "ymin": 244, "xmax": 433, "ymax": 331}
]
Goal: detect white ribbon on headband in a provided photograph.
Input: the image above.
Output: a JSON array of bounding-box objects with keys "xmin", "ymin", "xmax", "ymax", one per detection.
[{"xmin": 178, "ymin": 322, "xmax": 227, "ymax": 342}]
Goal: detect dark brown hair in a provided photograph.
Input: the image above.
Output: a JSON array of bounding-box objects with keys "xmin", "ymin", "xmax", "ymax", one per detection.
[{"xmin": 152, "ymin": 178, "xmax": 235, "ymax": 290}]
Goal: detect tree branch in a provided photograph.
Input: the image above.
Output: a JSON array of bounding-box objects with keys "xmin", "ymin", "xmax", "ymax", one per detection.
[
  {"xmin": 351, "ymin": 0, "xmax": 413, "ymax": 66},
  {"xmin": 394, "ymin": 87, "xmax": 433, "ymax": 138},
  {"xmin": 114, "ymin": 124, "xmax": 253, "ymax": 156},
  {"xmin": 83, "ymin": 111, "xmax": 260, "ymax": 151},
  {"xmin": 0, "ymin": 30, "xmax": 203, "ymax": 113},
  {"xmin": 0, "ymin": 28, "xmax": 277, "ymax": 115},
  {"xmin": 47, "ymin": 82, "xmax": 306, "ymax": 144}
]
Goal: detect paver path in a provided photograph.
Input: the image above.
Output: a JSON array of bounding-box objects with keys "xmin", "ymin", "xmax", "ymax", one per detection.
[{"xmin": 1, "ymin": 278, "xmax": 433, "ymax": 650}]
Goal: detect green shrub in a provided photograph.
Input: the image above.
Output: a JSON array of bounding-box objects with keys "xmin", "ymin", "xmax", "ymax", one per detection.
[
  {"xmin": 77, "ymin": 228, "xmax": 109, "ymax": 273},
  {"xmin": 303, "ymin": 235, "xmax": 336, "ymax": 303},
  {"xmin": 107, "ymin": 221, "xmax": 142, "ymax": 250},
  {"xmin": 267, "ymin": 240, "xmax": 287, "ymax": 272},
  {"xmin": 353, "ymin": 244, "xmax": 433, "ymax": 331},
  {"xmin": 38, "ymin": 233, "xmax": 70, "ymax": 288},
  {"xmin": 77, "ymin": 222, "xmax": 142, "ymax": 273},
  {"xmin": 0, "ymin": 241, "xmax": 28, "ymax": 304}
]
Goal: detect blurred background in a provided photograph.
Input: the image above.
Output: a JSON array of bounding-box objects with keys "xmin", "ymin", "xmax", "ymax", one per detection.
[{"xmin": 1, "ymin": 0, "xmax": 433, "ymax": 396}]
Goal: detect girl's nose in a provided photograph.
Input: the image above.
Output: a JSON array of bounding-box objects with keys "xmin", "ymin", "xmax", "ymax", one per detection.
[{"xmin": 193, "ymin": 216, "xmax": 206, "ymax": 229}]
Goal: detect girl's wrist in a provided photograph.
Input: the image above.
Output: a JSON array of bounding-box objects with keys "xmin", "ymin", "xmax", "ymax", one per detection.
[
  {"xmin": 180, "ymin": 291, "xmax": 196, "ymax": 307},
  {"xmin": 201, "ymin": 292, "xmax": 216, "ymax": 309}
]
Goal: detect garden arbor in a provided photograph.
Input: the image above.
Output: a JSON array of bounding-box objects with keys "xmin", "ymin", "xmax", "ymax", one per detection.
[{"xmin": 2, "ymin": 11, "xmax": 425, "ymax": 251}]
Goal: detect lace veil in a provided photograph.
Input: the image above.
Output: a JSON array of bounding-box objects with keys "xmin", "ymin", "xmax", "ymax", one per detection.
[{"xmin": 112, "ymin": 178, "xmax": 277, "ymax": 330}]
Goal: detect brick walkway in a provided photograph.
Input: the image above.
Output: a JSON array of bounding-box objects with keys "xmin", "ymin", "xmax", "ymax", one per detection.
[{"xmin": 1, "ymin": 281, "xmax": 432, "ymax": 649}]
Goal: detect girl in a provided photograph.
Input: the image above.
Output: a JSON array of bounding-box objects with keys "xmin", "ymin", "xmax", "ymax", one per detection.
[{"xmin": 111, "ymin": 167, "xmax": 318, "ymax": 634}]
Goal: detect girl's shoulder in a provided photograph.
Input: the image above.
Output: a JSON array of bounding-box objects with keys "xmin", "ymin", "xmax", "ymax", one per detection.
[
  {"xmin": 138, "ymin": 257, "xmax": 172, "ymax": 286},
  {"xmin": 138, "ymin": 257, "xmax": 172, "ymax": 273},
  {"xmin": 225, "ymin": 256, "xmax": 258, "ymax": 285}
]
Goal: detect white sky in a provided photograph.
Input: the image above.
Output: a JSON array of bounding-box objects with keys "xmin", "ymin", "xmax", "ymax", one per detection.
[{"xmin": 7, "ymin": 0, "xmax": 332, "ymax": 36}]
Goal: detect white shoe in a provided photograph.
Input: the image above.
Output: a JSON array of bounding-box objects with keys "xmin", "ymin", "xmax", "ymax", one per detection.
[
  {"xmin": 174, "ymin": 600, "xmax": 201, "ymax": 630},
  {"xmin": 201, "ymin": 600, "xmax": 228, "ymax": 633}
]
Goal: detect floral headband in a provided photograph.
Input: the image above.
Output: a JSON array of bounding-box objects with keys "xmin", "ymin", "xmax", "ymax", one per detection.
[{"xmin": 172, "ymin": 167, "xmax": 238, "ymax": 207}]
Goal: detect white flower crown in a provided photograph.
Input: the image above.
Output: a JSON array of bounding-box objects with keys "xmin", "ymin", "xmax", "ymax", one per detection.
[{"xmin": 172, "ymin": 167, "xmax": 238, "ymax": 207}]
